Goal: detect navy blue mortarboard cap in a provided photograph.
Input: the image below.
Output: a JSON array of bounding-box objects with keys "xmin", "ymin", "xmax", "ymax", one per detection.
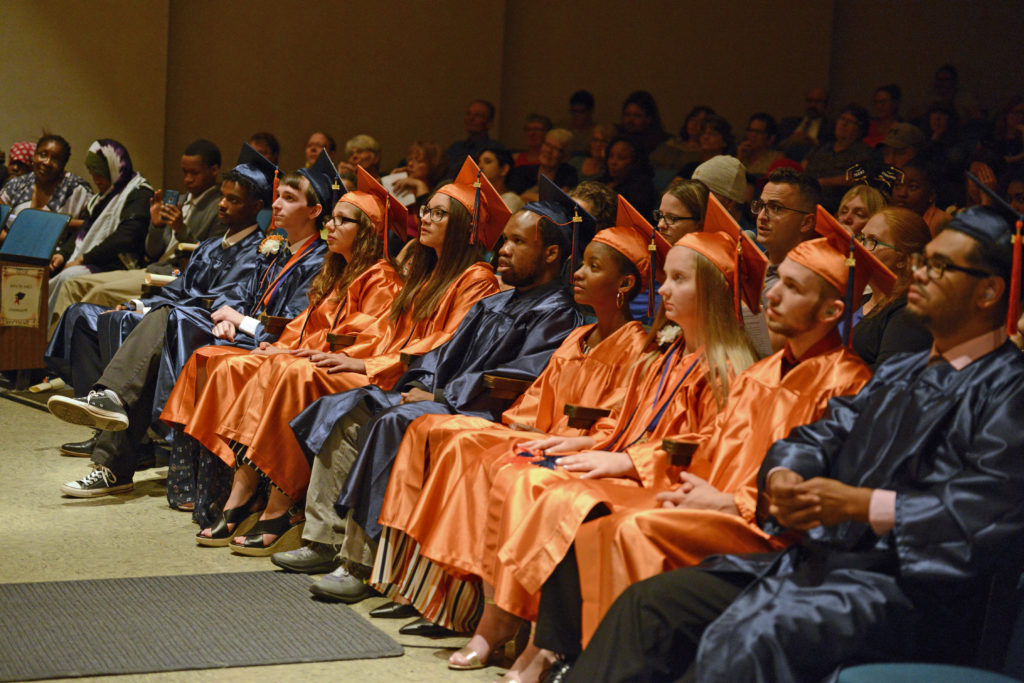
[
  {"xmin": 945, "ymin": 205, "xmax": 1015, "ymax": 279},
  {"xmin": 523, "ymin": 174, "xmax": 597, "ymax": 269},
  {"xmin": 298, "ymin": 149, "xmax": 340, "ymax": 211},
  {"xmin": 233, "ymin": 142, "xmax": 277, "ymax": 204}
]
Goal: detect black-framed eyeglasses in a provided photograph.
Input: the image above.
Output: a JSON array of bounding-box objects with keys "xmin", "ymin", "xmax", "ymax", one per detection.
[
  {"xmin": 910, "ymin": 252, "xmax": 992, "ymax": 280},
  {"xmin": 750, "ymin": 199, "xmax": 812, "ymax": 218},
  {"xmin": 419, "ymin": 205, "xmax": 449, "ymax": 222},
  {"xmin": 855, "ymin": 234, "xmax": 895, "ymax": 252},
  {"xmin": 324, "ymin": 216, "xmax": 360, "ymax": 229},
  {"xmin": 653, "ymin": 210, "xmax": 695, "ymax": 226}
]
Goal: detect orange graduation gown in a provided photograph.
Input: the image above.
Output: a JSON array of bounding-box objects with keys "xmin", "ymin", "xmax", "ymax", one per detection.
[
  {"xmin": 559, "ymin": 337, "xmax": 871, "ymax": 644},
  {"xmin": 210, "ymin": 262, "xmax": 498, "ymax": 500}
]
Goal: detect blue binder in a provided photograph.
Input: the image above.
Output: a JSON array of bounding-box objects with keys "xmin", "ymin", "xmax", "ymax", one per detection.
[{"xmin": 0, "ymin": 209, "xmax": 71, "ymax": 265}]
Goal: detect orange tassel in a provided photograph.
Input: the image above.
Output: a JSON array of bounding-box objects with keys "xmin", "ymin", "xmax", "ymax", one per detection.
[
  {"xmin": 270, "ymin": 169, "xmax": 279, "ymax": 230},
  {"xmin": 734, "ymin": 239, "xmax": 743, "ymax": 325},
  {"xmin": 1007, "ymin": 220, "xmax": 1022, "ymax": 336}
]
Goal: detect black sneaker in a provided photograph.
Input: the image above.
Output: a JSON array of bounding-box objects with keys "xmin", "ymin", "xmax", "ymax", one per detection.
[
  {"xmin": 60, "ymin": 465, "xmax": 134, "ymax": 498},
  {"xmin": 48, "ymin": 390, "xmax": 129, "ymax": 431},
  {"xmin": 59, "ymin": 431, "xmax": 98, "ymax": 457}
]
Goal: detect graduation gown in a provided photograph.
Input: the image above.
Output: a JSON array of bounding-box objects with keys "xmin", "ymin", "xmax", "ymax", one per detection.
[
  {"xmin": 369, "ymin": 321, "xmax": 650, "ymax": 628},
  {"xmin": 150, "ymin": 235, "xmax": 327, "ymax": 423},
  {"xmin": 328, "ymin": 279, "xmax": 584, "ymax": 540},
  {"xmin": 421, "ymin": 343, "xmax": 720, "ymax": 620},
  {"xmin": 44, "ymin": 229, "xmax": 265, "ymax": 396},
  {"xmin": 161, "ymin": 260, "xmax": 402, "ymax": 467},
  {"xmin": 566, "ymin": 335, "xmax": 870, "ymax": 644},
  {"xmin": 241, "ymin": 262, "xmax": 500, "ymax": 500},
  {"xmin": 693, "ymin": 341, "xmax": 1024, "ymax": 682}
]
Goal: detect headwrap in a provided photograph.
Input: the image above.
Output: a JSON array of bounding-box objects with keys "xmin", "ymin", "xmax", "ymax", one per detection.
[{"xmin": 8, "ymin": 142, "xmax": 35, "ymax": 166}]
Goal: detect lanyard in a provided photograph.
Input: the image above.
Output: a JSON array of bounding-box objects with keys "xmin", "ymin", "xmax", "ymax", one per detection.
[{"xmin": 250, "ymin": 235, "xmax": 317, "ymax": 316}]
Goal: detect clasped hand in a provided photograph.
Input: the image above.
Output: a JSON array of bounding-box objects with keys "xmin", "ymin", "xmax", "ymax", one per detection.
[{"xmin": 766, "ymin": 469, "xmax": 872, "ymax": 530}]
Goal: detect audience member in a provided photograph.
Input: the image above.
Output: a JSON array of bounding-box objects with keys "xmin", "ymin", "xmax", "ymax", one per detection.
[
  {"xmin": 446, "ymin": 99, "xmax": 497, "ymax": 171},
  {"xmin": 836, "ymin": 184, "xmax": 887, "ymax": 235},
  {"xmin": 863, "ymin": 84, "xmax": 902, "ymax": 148},
  {"xmin": 564, "ymin": 90, "xmax": 595, "ymax": 157},
  {"xmin": 881, "ymin": 122, "xmax": 925, "ymax": 169},
  {"xmin": 779, "ymin": 87, "xmax": 831, "ymax": 160},
  {"xmin": 508, "ymin": 128, "xmax": 577, "ymax": 202},
  {"xmin": 618, "ymin": 90, "xmax": 669, "ymax": 155},
  {"xmin": 893, "ymin": 160, "xmax": 951, "ymax": 235},
  {"xmin": 478, "ymin": 145, "xmax": 524, "ymax": 213},
  {"xmin": 566, "ymin": 205, "xmax": 1024, "ymax": 681},
  {"xmin": 304, "ymin": 131, "xmax": 336, "ymax": 166},
  {"xmin": 803, "ymin": 103, "xmax": 872, "ymax": 212},
  {"xmin": 338, "ymin": 134, "xmax": 382, "ymax": 185},
  {"xmin": 680, "ymin": 115, "xmax": 735, "ymax": 178},
  {"xmin": 568, "ymin": 180, "xmax": 617, "ymax": 230},
  {"xmin": 851, "ymin": 207, "xmax": 933, "ymax": 368},
  {"xmin": 514, "ymin": 114, "xmax": 552, "ymax": 167},
  {"xmin": 48, "ymin": 139, "xmax": 223, "ymax": 322},
  {"xmin": 929, "ymin": 62, "xmax": 982, "ymax": 122},
  {"xmin": 736, "ymin": 113, "xmax": 781, "ymax": 178},
  {"xmin": 248, "ymin": 131, "xmax": 280, "ymax": 165},
  {"xmin": 4, "ymin": 141, "xmax": 35, "ymax": 182},
  {"xmin": 1007, "ymin": 170, "xmax": 1024, "ymax": 215},
  {"xmin": 600, "ymin": 136, "xmax": 657, "ymax": 219},
  {"xmin": 752, "ymin": 168, "xmax": 821, "ymax": 297},
  {"xmin": 48, "ymin": 139, "xmax": 153, "ymax": 323},
  {"xmin": 993, "ymin": 96, "xmax": 1024, "ymax": 174},
  {"xmin": 650, "ymin": 105, "xmax": 714, "ymax": 173},
  {"xmin": 569, "ymin": 123, "xmax": 614, "ymax": 182},
  {"xmin": 654, "ymin": 178, "xmax": 708, "ymax": 243},
  {"xmin": 691, "ymin": 155, "xmax": 747, "ymax": 223},
  {"xmin": 0, "ymin": 134, "xmax": 92, "ymax": 239}
]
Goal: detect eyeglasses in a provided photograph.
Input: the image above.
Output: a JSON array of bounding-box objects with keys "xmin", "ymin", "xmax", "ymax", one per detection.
[
  {"xmin": 419, "ymin": 205, "xmax": 449, "ymax": 223},
  {"xmin": 750, "ymin": 199, "xmax": 811, "ymax": 219},
  {"xmin": 855, "ymin": 234, "xmax": 895, "ymax": 252},
  {"xmin": 653, "ymin": 210, "xmax": 695, "ymax": 226},
  {"xmin": 324, "ymin": 216, "xmax": 360, "ymax": 229},
  {"xmin": 909, "ymin": 252, "xmax": 992, "ymax": 280}
]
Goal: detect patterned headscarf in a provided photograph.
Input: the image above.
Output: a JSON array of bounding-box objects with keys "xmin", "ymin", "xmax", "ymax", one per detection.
[
  {"xmin": 83, "ymin": 139, "xmax": 135, "ymax": 195},
  {"xmin": 8, "ymin": 142, "xmax": 35, "ymax": 166}
]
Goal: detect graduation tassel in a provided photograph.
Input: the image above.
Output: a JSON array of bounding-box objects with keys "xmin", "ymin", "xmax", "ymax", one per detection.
[
  {"xmin": 470, "ymin": 170, "xmax": 482, "ymax": 245},
  {"xmin": 570, "ymin": 208, "xmax": 582, "ymax": 276},
  {"xmin": 843, "ymin": 235, "xmax": 856, "ymax": 347},
  {"xmin": 270, "ymin": 169, "xmax": 279, "ymax": 230},
  {"xmin": 734, "ymin": 238, "xmax": 744, "ymax": 326},
  {"xmin": 647, "ymin": 233, "xmax": 657, "ymax": 320},
  {"xmin": 1008, "ymin": 219, "xmax": 1023, "ymax": 336}
]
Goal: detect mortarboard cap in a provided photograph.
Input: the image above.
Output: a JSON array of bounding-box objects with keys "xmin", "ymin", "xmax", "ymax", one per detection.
[
  {"xmin": 298, "ymin": 148, "xmax": 340, "ymax": 212},
  {"xmin": 436, "ymin": 156, "xmax": 511, "ymax": 251},
  {"xmin": 339, "ymin": 166, "xmax": 409, "ymax": 247},
  {"xmin": 524, "ymin": 174, "xmax": 598, "ymax": 271},
  {"xmin": 233, "ymin": 142, "xmax": 278, "ymax": 204},
  {"xmin": 608, "ymin": 195, "xmax": 671, "ymax": 317},
  {"xmin": 697, "ymin": 193, "xmax": 768, "ymax": 315}
]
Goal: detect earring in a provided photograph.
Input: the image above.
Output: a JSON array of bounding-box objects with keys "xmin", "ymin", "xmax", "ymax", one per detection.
[{"xmin": 616, "ymin": 291, "xmax": 624, "ymax": 308}]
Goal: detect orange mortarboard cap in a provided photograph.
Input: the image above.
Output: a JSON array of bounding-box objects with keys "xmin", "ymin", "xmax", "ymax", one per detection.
[
  {"xmin": 436, "ymin": 156, "xmax": 512, "ymax": 251},
  {"xmin": 699, "ymin": 193, "xmax": 769, "ymax": 314},
  {"xmin": 610, "ymin": 195, "xmax": 671, "ymax": 282},
  {"xmin": 338, "ymin": 165, "xmax": 408, "ymax": 244}
]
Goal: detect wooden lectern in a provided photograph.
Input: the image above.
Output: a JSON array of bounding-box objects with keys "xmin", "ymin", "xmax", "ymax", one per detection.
[{"xmin": 0, "ymin": 209, "xmax": 71, "ymax": 380}]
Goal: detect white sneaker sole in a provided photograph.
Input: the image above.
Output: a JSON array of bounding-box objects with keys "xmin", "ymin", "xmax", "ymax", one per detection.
[
  {"xmin": 60, "ymin": 481, "xmax": 134, "ymax": 498},
  {"xmin": 48, "ymin": 396, "xmax": 129, "ymax": 431}
]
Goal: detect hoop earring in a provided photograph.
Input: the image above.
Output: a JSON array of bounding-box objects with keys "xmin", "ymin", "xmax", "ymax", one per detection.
[{"xmin": 616, "ymin": 291, "xmax": 624, "ymax": 308}]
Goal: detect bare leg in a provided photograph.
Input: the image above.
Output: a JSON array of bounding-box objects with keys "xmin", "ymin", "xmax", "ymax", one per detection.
[{"xmin": 197, "ymin": 466, "xmax": 257, "ymax": 538}]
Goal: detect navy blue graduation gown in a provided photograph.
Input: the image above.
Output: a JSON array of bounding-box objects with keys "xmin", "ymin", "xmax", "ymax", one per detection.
[
  {"xmin": 290, "ymin": 280, "xmax": 582, "ymax": 540},
  {"xmin": 694, "ymin": 342, "xmax": 1024, "ymax": 682},
  {"xmin": 151, "ymin": 237, "xmax": 327, "ymax": 422},
  {"xmin": 44, "ymin": 230, "xmax": 266, "ymax": 395}
]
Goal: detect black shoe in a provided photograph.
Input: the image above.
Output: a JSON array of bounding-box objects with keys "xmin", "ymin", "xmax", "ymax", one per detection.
[
  {"xmin": 59, "ymin": 431, "xmax": 98, "ymax": 457},
  {"xmin": 60, "ymin": 465, "xmax": 134, "ymax": 498},
  {"xmin": 398, "ymin": 617, "xmax": 464, "ymax": 638},
  {"xmin": 369, "ymin": 601, "xmax": 419, "ymax": 619},
  {"xmin": 271, "ymin": 543, "xmax": 342, "ymax": 574},
  {"xmin": 309, "ymin": 566, "xmax": 380, "ymax": 603},
  {"xmin": 48, "ymin": 390, "xmax": 128, "ymax": 431},
  {"xmin": 541, "ymin": 657, "xmax": 574, "ymax": 683}
]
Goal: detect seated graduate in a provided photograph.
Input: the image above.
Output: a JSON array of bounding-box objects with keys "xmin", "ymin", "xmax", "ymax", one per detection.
[
  {"xmin": 279, "ymin": 174, "xmax": 592, "ymax": 583},
  {"xmin": 360, "ymin": 197, "xmax": 669, "ymax": 637},
  {"xmin": 45, "ymin": 142, "xmax": 268, "ymax": 406},
  {"xmin": 529, "ymin": 227, "xmax": 886, "ymax": 680},
  {"xmin": 398, "ymin": 202, "xmax": 762, "ymax": 674},
  {"xmin": 47, "ymin": 147, "xmax": 329, "ymax": 498},
  {"xmin": 47, "ymin": 139, "xmax": 154, "ymax": 327},
  {"xmin": 184, "ymin": 157, "xmax": 508, "ymax": 556},
  {"xmin": 563, "ymin": 205, "xmax": 1024, "ymax": 682},
  {"xmin": 160, "ymin": 166, "xmax": 407, "ymax": 519}
]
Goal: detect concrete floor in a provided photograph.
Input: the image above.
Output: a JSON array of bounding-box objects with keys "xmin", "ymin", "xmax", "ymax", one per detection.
[{"xmin": 0, "ymin": 397, "xmax": 509, "ymax": 682}]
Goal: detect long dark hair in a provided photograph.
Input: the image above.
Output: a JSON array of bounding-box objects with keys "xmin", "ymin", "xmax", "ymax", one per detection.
[
  {"xmin": 389, "ymin": 195, "xmax": 485, "ymax": 322},
  {"xmin": 306, "ymin": 202, "xmax": 383, "ymax": 305}
]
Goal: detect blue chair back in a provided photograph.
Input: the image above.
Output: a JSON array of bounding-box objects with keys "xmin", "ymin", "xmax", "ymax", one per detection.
[
  {"xmin": 256, "ymin": 208, "xmax": 272, "ymax": 233},
  {"xmin": 0, "ymin": 209, "xmax": 71, "ymax": 264}
]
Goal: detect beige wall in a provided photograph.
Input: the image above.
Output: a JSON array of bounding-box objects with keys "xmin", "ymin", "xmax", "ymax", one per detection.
[
  {"xmin": 3, "ymin": 0, "xmax": 1023, "ymax": 197},
  {"xmin": 0, "ymin": 0, "xmax": 168, "ymax": 187}
]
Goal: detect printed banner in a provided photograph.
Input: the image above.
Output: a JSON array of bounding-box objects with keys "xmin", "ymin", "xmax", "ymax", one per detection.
[{"xmin": 1, "ymin": 264, "xmax": 44, "ymax": 328}]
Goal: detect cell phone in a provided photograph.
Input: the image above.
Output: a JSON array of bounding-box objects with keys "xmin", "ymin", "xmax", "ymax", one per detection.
[{"xmin": 163, "ymin": 189, "xmax": 180, "ymax": 206}]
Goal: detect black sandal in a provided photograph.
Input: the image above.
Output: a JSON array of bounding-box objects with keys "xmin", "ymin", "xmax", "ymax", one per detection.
[
  {"xmin": 195, "ymin": 492, "xmax": 264, "ymax": 547},
  {"xmin": 228, "ymin": 512, "xmax": 305, "ymax": 557}
]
